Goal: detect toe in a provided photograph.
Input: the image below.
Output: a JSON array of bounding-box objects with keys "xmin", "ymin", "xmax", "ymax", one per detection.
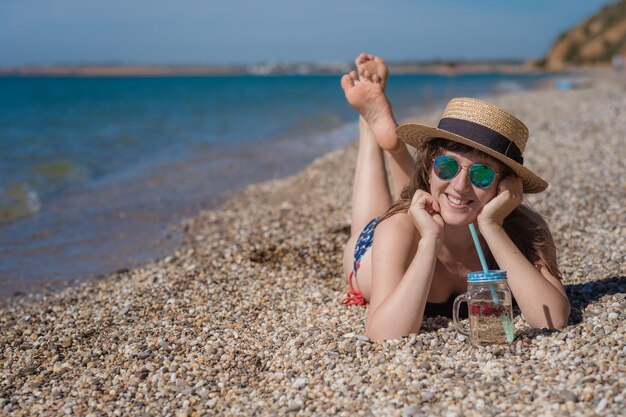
[
  {"xmin": 341, "ymin": 74, "xmax": 354, "ymax": 90},
  {"xmin": 349, "ymin": 70, "xmax": 358, "ymax": 80}
]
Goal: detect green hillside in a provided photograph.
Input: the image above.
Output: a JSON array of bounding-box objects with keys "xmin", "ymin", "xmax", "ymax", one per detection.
[{"xmin": 545, "ymin": 0, "xmax": 626, "ymax": 69}]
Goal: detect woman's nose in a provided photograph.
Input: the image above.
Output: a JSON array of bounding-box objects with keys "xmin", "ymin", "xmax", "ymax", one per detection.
[{"xmin": 452, "ymin": 166, "xmax": 472, "ymax": 192}]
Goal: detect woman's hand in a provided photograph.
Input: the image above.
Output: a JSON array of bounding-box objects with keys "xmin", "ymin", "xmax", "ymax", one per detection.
[
  {"xmin": 408, "ymin": 190, "xmax": 444, "ymax": 242},
  {"xmin": 477, "ymin": 175, "xmax": 523, "ymax": 227}
]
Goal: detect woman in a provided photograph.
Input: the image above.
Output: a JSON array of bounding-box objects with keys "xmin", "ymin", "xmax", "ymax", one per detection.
[{"xmin": 340, "ymin": 54, "xmax": 570, "ymax": 341}]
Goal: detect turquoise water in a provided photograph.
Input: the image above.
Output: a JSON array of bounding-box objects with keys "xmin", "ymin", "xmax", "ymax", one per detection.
[
  {"xmin": 0, "ymin": 72, "xmax": 552, "ymax": 295},
  {"xmin": 0, "ymin": 75, "xmax": 352, "ymax": 219}
]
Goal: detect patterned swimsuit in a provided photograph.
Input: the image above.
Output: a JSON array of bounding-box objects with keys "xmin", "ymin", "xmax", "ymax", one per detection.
[
  {"xmin": 341, "ymin": 217, "xmax": 468, "ymax": 318},
  {"xmin": 341, "ymin": 217, "xmax": 379, "ymax": 306}
]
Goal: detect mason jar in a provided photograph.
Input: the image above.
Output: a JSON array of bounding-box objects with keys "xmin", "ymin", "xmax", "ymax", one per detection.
[{"xmin": 452, "ymin": 270, "xmax": 515, "ymax": 345}]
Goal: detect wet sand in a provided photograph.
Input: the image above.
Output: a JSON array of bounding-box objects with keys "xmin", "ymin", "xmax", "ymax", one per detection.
[{"xmin": 0, "ymin": 70, "xmax": 624, "ymax": 416}]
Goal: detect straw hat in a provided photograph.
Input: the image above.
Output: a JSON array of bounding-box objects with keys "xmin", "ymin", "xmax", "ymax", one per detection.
[{"xmin": 396, "ymin": 97, "xmax": 548, "ymax": 193}]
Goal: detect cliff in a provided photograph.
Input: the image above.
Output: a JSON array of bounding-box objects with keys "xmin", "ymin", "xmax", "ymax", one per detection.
[{"xmin": 545, "ymin": 0, "xmax": 626, "ymax": 70}]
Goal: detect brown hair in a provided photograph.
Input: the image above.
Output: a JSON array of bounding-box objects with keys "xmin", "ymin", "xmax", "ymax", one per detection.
[{"xmin": 379, "ymin": 138, "xmax": 561, "ymax": 279}]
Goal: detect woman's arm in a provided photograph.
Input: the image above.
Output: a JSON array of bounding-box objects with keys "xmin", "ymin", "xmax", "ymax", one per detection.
[
  {"xmin": 478, "ymin": 177, "xmax": 570, "ymax": 329},
  {"xmin": 365, "ymin": 191, "xmax": 444, "ymax": 341},
  {"xmin": 479, "ymin": 222, "xmax": 570, "ymax": 328}
]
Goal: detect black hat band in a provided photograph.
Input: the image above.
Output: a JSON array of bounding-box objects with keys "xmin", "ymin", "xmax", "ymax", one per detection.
[{"xmin": 438, "ymin": 117, "xmax": 524, "ymax": 164}]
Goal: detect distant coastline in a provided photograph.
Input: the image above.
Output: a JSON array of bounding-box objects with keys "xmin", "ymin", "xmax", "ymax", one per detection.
[{"xmin": 0, "ymin": 59, "xmax": 555, "ymax": 77}]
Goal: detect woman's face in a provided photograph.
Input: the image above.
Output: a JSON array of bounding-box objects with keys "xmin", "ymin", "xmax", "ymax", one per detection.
[{"xmin": 428, "ymin": 149, "xmax": 504, "ymax": 226}]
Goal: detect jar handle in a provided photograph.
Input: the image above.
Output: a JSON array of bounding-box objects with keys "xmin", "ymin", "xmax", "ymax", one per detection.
[{"xmin": 452, "ymin": 293, "xmax": 469, "ymax": 336}]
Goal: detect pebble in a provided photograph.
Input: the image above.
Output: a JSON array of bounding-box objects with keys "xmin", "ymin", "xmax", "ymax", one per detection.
[
  {"xmin": 595, "ymin": 398, "xmax": 608, "ymax": 413},
  {"xmin": 137, "ymin": 350, "xmax": 151, "ymax": 359},
  {"xmin": 284, "ymin": 404, "xmax": 302, "ymax": 413},
  {"xmin": 158, "ymin": 339, "xmax": 173, "ymax": 351},
  {"xmin": 564, "ymin": 391, "xmax": 578, "ymax": 403},
  {"xmin": 20, "ymin": 364, "xmax": 38, "ymax": 376},
  {"xmin": 292, "ymin": 378, "xmax": 307, "ymax": 390},
  {"xmin": 135, "ymin": 368, "xmax": 149, "ymax": 380},
  {"xmin": 402, "ymin": 406, "xmax": 419, "ymax": 417},
  {"xmin": 1, "ymin": 73, "xmax": 625, "ymax": 416}
]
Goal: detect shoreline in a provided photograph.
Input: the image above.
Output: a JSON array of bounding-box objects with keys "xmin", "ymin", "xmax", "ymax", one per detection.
[
  {"xmin": 0, "ymin": 62, "xmax": 616, "ymax": 79},
  {"xmin": 0, "ymin": 71, "xmax": 557, "ymax": 298},
  {"xmin": 1, "ymin": 71, "xmax": 624, "ymax": 416},
  {"xmin": 0, "ymin": 63, "xmax": 593, "ymax": 78}
]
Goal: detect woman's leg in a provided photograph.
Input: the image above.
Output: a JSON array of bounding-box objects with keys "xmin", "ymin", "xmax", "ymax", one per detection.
[
  {"xmin": 340, "ymin": 54, "xmax": 416, "ymax": 298},
  {"xmin": 350, "ymin": 114, "xmax": 392, "ymax": 235},
  {"xmin": 352, "ymin": 54, "xmax": 414, "ymax": 199}
]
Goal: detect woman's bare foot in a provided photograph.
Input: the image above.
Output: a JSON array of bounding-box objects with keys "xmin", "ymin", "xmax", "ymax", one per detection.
[
  {"xmin": 355, "ymin": 53, "xmax": 388, "ymax": 90},
  {"xmin": 341, "ymin": 71, "xmax": 399, "ymax": 151}
]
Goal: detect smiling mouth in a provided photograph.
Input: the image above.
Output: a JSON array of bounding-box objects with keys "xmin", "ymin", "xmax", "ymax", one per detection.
[{"xmin": 446, "ymin": 194, "xmax": 473, "ymax": 207}]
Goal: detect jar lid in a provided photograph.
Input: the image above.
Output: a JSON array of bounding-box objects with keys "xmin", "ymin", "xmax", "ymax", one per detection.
[{"xmin": 467, "ymin": 270, "xmax": 507, "ymax": 283}]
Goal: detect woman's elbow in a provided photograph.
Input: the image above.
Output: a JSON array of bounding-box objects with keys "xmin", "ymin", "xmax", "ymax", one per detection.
[
  {"xmin": 365, "ymin": 324, "xmax": 392, "ymax": 342},
  {"xmin": 366, "ymin": 329, "xmax": 411, "ymax": 342},
  {"xmin": 365, "ymin": 318, "xmax": 420, "ymax": 341},
  {"xmin": 554, "ymin": 305, "xmax": 571, "ymax": 330},
  {"xmin": 527, "ymin": 303, "xmax": 571, "ymax": 330}
]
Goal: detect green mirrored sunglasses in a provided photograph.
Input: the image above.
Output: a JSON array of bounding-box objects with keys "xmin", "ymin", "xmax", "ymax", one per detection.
[{"xmin": 432, "ymin": 155, "xmax": 498, "ymax": 189}]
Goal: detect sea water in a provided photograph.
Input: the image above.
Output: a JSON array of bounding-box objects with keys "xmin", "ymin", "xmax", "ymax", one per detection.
[{"xmin": 0, "ymin": 72, "xmax": 553, "ymax": 295}]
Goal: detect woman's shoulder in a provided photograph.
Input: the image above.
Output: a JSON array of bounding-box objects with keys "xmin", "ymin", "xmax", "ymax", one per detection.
[
  {"xmin": 372, "ymin": 212, "xmax": 420, "ymax": 260},
  {"xmin": 375, "ymin": 212, "xmax": 419, "ymax": 242},
  {"xmin": 377, "ymin": 211, "xmax": 414, "ymax": 228}
]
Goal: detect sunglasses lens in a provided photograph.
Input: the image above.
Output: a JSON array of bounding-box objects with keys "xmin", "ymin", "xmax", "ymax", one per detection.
[
  {"xmin": 469, "ymin": 164, "xmax": 496, "ymax": 188},
  {"xmin": 433, "ymin": 156, "xmax": 459, "ymax": 180}
]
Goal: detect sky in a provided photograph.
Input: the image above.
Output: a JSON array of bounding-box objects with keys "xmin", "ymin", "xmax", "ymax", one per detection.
[{"xmin": 0, "ymin": 0, "xmax": 616, "ymax": 66}]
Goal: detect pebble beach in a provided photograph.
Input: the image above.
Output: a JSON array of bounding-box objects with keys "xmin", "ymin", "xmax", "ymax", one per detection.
[{"xmin": 1, "ymin": 71, "xmax": 625, "ymax": 416}]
